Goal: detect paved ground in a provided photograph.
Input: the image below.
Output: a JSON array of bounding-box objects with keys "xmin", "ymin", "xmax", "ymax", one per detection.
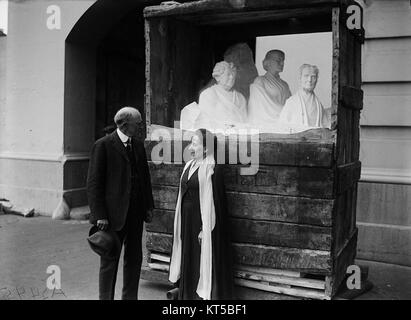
[{"xmin": 0, "ymin": 215, "xmax": 410, "ymax": 300}]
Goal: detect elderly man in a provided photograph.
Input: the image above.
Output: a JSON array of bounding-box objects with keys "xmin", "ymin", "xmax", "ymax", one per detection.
[
  {"xmin": 87, "ymin": 106, "xmax": 154, "ymax": 300},
  {"xmin": 279, "ymin": 64, "xmax": 331, "ymax": 131}
]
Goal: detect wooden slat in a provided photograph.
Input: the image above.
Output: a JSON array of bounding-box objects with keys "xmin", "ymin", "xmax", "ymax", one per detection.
[
  {"xmin": 326, "ymin": 229, "xmax": 358, "ymax": 297},
  {"xmin": 363, "ymin": 38, "xmax": 411, "ymax": 82},
  {"xmin": 235, "ymin": 264, "xmax": 302, "ymax": 278},
  {"xmin": 141, "ymin": 266, "xmax": 170, "ymax": 284},
  {"xmin": 227, "ymin": 192, "xmax": 333, "ymax": 226},
  {"xmin": 363, "ymin": 0, "xmax": 411, "ymax": 39},
  {"xmin": 234, "ymin": 278, "xmax": 330, "ymax": 300},
  {"xmin": 225, "ymin": 165, "xmax": 334, "ymax": 198},
  {"xmin": 234, "ymin": 270, "xmax": 325, "ymax": 290},
  {"xmin": 337, "ymin": 161, "xmax": 361, "ymax": 194},
  {"xmin": 145, "ymin": 127, "xmax": 335, "ymax": 167},
  {"xmin": 233, "ymin": 243, "xmax": 332, "ymax": 273},
  {"xmin": 146, "ymin": 232, "xmax": 332, "ymax": 272},
  {"xmin": 180, "ymin": 7, "xmax": 333, "ymax": 26},
  {"xmin": 229, "ymin": 218, "xmax": 331, "ymax": 250},
  {"xmin": 146, "ymin": 211, "xmax": 332, "ymax": 250},
  {"xmin": 152, "ymin": 185, "xmax": 179, "ymax": 211},
  {"xmin": 148, "ymin": 262, "xmax": 170, "ymax": 272},
  {"xmin": 146, "ymin": 18, "xmax": 171, "ymax": 127},
  {"xmin": 146, "ymin": 232, "xmax": 173, "ymax": 254},
  {"xmin": 150, "ymin": 252, "xmax": 171, "ymax": 263},
  {"xmin": 144, "ymin": 0, "xmax": 341, "ymax": 18},
  {"xmin": 341, "ymin": 86, "xmax": 363, "ymax": 110},
  {"xmin": 146, "ymin": 209, "xmax": 175, "ymax": 234},
  {"xmin": 151, "ymin": 187, "xmax": 334, "ymax": 226},
  {"xmin": 149, "ymin": 162, "xmax": 335, "ymax": 198}
]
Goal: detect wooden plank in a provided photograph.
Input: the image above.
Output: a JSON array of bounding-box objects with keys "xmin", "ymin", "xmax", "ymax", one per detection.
[
  {"xmin": 148, "ymin": 262, "xmax": 170, "ymax": 272},
  {"xmin": 235, "ymin": 278, "xmax": 330, "ymax": 300},
  {"xmin": 337, "ymin": 161, "xmax": 361, "ymax": 194},
  {"xmin": 149, "ymin": 162, "xmax": 335, "ymax": 198},
  {"xmin": 145, "ymin": 19, "xmax": 151, "ymax": 132},
  {"xmin": 341, "ymin": 86, "xmax": 363, "ymax": 110},
  {"xmin": 351, "ymin": 109, "xmax": 360, "ymax": 161},
  {"xmin": 145, "ymin": 132, "xmax": 335, "ymax": 167},
  {"xmin": 180, "ymin": 7, "xmax": 333, "ymax": 26},
  {"xmin": 146, "ymin": 209, "xmax": 175, "ymax": 234},
  {"xmin": 146, "ymin": 211, "xmax": 332, "ymax": 250},
  {"xmin": 330, "ymin": 7, "xmax": 339, "ymax": 132},
  {"xmin": 363, "ymin": 0, "xmax": 411, "ymax": 39},
  {"xmin": 150, "ymin": 252, "xmax": 171, "ymax": 263},
  {"xmin": 146, "ymin": 18, "xmax": 171, "ymax": 127},
  {"xmin": 151, "ymin": 187, "xmax": 334, "ymax": 226},
  {"xmin": 227, "ymin": 192, "xmax": 334, "ymax": 226},
  {"xmin": 226, "ymin": 165, "xmax": 334, "ymax": 198},
  {"xmin": 141, "ymin": 266, "xmax": 170, "ymax": 284},
  {"xmin": 144, "ymin": 0, "xmax": 341, "ymax": 18},
  {"xmin": 146, "ymin": 232, "xmax": 332, "ymax": 272},
  {"xmin": 326, "ymin": 228, "xmax": 357, "ymax": 297},
  {"xmin": 234, "ymin": 270, "xmax": 325, "ymax": 290},
  {"xmin": 332, "ymin": 190, "xmax": 351, "ymax": 257},
  {"xmin": 233, "ymin": 243, "xmax": 332, "ymax": 273},
  {"xmin": 152, "ymin": 185, "xmax": 179, "ymax": 211},
  {"xmin": 235, "ymin": 264, "xmax": 302, "ymax": 278},
  {"xmin": 229, "ymin": 218, "xmax": 331, "ymax": 250},
  {"xmin": 146, "ymin": 232, "xmax": 173, "ymax": 254},
  {"xmin": 363, "ymin": 38, "xmax": 411, "ymax": 82},
  {"xmin": 337, "ymin": 5, "xmax": 349, "ymax": 166}
]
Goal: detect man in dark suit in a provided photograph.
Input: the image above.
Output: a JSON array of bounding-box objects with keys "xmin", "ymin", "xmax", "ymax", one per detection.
[{"xmin": 87, "ymin": 106, "xmax": 154, "ymax": 300}]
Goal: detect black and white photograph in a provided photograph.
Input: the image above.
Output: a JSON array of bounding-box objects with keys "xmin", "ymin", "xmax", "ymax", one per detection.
[{"xmin": 0, "ymin": 0, "xmax": 410, "ymax": 310}]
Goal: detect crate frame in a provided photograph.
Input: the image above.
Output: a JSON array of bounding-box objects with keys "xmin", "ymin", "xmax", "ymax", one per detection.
[{"xmin": 142, "ymin": 0, "xmax": 363, "ymax": 299}]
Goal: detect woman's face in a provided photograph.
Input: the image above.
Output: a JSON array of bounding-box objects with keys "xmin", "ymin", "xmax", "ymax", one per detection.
[
  {"xmin": 216, "ymin": 68, "xmax": 236, "ymax": 91},
  {"xmin": 267, "ymin": 54, "xmax": 285, "ymax": 75},
  {"xmin": 188, "ymin": 134, "xmax": 205, "ymax": 161}
]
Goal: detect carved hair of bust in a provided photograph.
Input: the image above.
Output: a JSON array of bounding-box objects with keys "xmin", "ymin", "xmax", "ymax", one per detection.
[
  {"xmin": 212, "ymin": 61, "xmax": 237, "ymax": 90},
  {"xmin": 262, "ymin": 50, "xmax": 285, "ymax": 72},
  {"xmin": 298, "ymin": 64, "xmax": 319, "ymax": 78},
  {"xmin": 213, "ymin": 61, "xmax": 236, "ymax": 80}
]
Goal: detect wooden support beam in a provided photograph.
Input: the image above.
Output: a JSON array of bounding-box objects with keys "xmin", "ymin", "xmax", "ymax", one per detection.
[
  {"xmin": 336, "ymin": 161, "xmax": 361, "ymax": 194},
  {"xmin": 144, "ymin": 0, "xmax": 341, "ymax": 18},
  {"xmin": 145, "ymin": 232, "xmax": 332, "ymax": 273},
  {"xmin": 146, "ymin": 211, "xmax": 332, "ymax": 250},
  {"xmin": 150, "ymin": 188, "xmax": 335, "ymax": 226},
  {"xmin": 234, "ymin": 278, "xmax": 330, "ymax": 300},
  {"xmin": 341, "ymin": 86, "xmax": 364, "ymax": 110}
]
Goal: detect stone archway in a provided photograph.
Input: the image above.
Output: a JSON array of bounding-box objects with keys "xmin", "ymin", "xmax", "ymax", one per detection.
[{"xmin": 60, "ymin": 0, "xmax": 162, "ymax": 216}]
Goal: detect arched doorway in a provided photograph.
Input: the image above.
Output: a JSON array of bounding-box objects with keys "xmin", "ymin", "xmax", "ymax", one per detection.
[{"xmin": 62, "ymin": 0, "xmax": 163, "ymax": 210}]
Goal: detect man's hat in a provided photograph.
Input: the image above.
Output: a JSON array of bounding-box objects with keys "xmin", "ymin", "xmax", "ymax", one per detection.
[{"xmin": 87, "ymin": 225, "xmax": 121, "ymax": 260}]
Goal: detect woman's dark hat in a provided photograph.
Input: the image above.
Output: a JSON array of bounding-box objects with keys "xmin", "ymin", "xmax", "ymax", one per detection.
[{"xmin": 87, "ymin": 225, "xmax": 121, "ymax": 260}]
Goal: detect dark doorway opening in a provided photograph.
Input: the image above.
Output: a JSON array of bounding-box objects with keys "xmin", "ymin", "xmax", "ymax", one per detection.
[{"xmin": 95, "ymin": 11, "xmax": 147, "ymax": 141}]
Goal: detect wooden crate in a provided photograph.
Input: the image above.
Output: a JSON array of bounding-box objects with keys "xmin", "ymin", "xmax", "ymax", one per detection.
[{"xmin": 142, "ymin": 0, "xmax": 363, "ymax": 300}]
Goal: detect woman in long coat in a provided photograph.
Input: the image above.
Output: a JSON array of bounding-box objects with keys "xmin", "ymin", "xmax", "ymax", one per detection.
[{"xmin": 168, "ymin": 128, "xmax": 234, "ymax": 300}]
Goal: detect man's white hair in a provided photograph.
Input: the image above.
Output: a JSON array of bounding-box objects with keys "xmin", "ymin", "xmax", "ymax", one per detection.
[
  {"xmin": 114, "ymin": 107, "xmax": 141, "ymax": 127},
  {"xmin": 299, "ymin": 64, "xmax": 319, "ymax": 78}
]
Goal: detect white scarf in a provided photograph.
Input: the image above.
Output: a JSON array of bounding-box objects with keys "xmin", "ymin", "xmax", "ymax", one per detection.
[{"xmin": 169, "ymin": 154, "xmax": 216, "ymax": 300}]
